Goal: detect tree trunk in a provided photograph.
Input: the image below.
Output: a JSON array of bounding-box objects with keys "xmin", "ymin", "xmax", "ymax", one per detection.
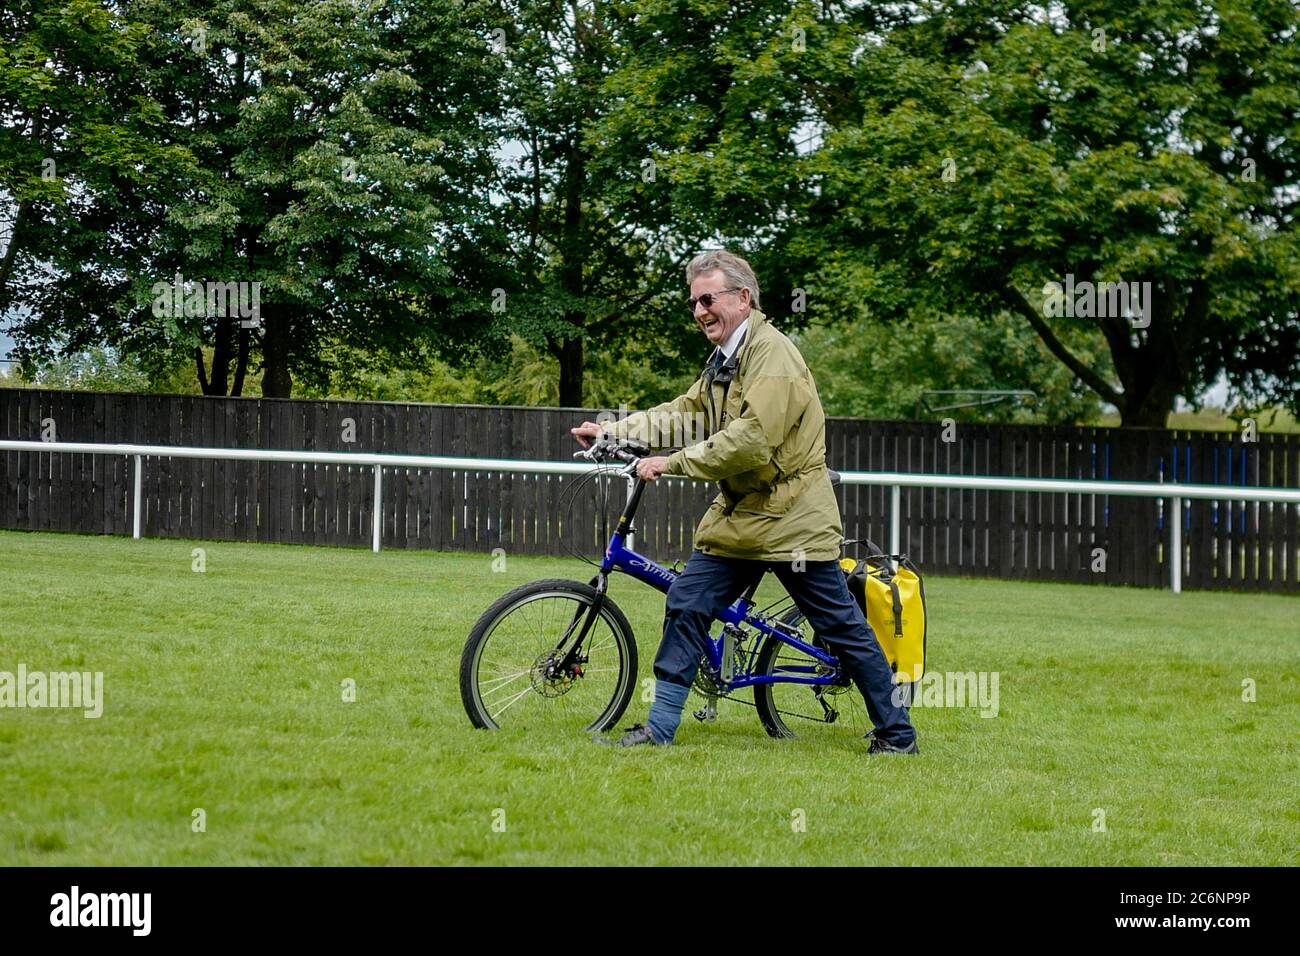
[
  {"xmin": 207, "ymin": 317, "xmax": 233, "ymax": 395},
  {"xmin": 1005, "ymin": 281, "xmax": 1184, "ymax": 429},
  {"xmin": 194, "ymin": 317, "xmax": 243, "ymax": 396},
  {"xmin": 260, "ymin": 312, "xmax": 293, "ymax": 397},
  {"xmin": 231, "ymin": 326, "xmax": 250, "ymax": 397},
  {"xmin": 1118, "ymin": 379, "xmax": 1178, "ymax": 428},
  {"xmin": 0, "ymin": 199, "xmax": 31, "ymax": 298},
  {"xmin": 556, "ymin": 121, "xmax": 588, "ymax": 407},
  {"xmin": 557, "ymin": 335, "xmax": 584, "ymax": 407},
  {"xmin": 1112, "ymin": 292, "xmax": 1184, "ymax": 428}
]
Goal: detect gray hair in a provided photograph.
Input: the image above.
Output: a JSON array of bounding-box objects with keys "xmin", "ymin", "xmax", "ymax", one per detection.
[{"xmin": 686, "ymin": 249, "xmax": 761, "ymax": 310}]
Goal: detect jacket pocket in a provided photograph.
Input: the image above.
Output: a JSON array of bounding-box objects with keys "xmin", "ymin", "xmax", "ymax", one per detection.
[{"xmin": 732, "ymin": 480, "xmax": 794, "ymax": 517}]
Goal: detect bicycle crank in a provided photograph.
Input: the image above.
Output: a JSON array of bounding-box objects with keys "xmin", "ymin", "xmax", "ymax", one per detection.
[{"xmin": 692, "ymin": 696, "xmax": 719, "ymax": 723}]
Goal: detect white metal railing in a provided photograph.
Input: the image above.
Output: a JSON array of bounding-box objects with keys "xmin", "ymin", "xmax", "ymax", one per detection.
[{"xmin": 2, "ymin": 439, "xmax": 1299, "ymax": 593}]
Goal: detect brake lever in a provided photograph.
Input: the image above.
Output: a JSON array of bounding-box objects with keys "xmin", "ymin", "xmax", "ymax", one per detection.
[{"xmin": 573, "ymin": 439, "xmax": 617, "ymax": 464}]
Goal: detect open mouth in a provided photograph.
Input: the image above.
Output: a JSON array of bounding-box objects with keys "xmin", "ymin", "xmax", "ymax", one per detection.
[{"xmin": 701, "ymin": 317, "xmax": 721, "ymax": 333}]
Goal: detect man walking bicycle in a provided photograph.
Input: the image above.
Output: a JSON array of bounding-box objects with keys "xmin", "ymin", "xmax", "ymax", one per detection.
[{"xmin": 571, "ymin": 250, "xmax": 918, "ymax": 754}]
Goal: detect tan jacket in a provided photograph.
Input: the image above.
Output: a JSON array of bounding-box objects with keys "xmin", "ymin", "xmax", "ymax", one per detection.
[{"xmin": 607, "ymin": 308, "xmax": 842, "ymax": 562}]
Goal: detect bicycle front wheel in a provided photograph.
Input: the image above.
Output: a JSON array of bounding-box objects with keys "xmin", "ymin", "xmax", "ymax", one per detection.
[
  {"xmin": 459, "ymin": 579, "xmax": 638, "ymax": 734},
  {"xmin": 752, "ymin": 607, "xmax": 874, "ymax": 740}
]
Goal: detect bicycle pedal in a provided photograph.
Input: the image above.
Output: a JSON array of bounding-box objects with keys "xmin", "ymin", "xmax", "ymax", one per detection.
[{"xmin": 692, "ymin": 706, "xmax": 718, "ymax": 723}]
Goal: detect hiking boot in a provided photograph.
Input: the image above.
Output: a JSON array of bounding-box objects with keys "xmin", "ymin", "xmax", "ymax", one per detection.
[
  {"xmin": 598, "ymin": 723, "xmax": 664, "ymax": 747},
  {"xmin": 867, "ymin": 736, "xmax": 920, "ymax": 755}
]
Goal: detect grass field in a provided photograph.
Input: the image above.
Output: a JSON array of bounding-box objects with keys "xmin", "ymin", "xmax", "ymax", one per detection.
[{"xmin": 1, "ymin": 529, "xmax": 1297, "ymax": 866}]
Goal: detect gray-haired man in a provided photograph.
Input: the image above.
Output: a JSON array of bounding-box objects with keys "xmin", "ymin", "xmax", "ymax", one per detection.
[{"xmin": 572, "ymin": 250, "xmax": 918, "ymax": 753}]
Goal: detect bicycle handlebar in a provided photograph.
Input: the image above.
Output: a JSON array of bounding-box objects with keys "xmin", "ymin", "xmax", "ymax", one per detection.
[{"xmin": 573, "ymin": 432, "xmax": 650, "ymax": 466}]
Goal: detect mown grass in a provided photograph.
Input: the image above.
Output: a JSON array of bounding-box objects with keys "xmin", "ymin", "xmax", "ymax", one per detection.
[{"xmin": 1, "ymin": 529, "xmax": 1296, "ymax": 866}]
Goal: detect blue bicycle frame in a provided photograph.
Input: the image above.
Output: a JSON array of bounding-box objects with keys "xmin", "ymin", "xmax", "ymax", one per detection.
[{"xmin": 590, "ymin": 474, "xmax": 843, "ymax": 692}]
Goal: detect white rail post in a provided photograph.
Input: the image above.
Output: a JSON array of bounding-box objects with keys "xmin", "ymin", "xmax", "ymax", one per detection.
[
  {"xmin": 1170, "ymin": 495, "xmax": 1182, "ymax": 594},
  {"xmin": 889, "ymin": 484, "xmax": 901, "ymax": 565},
  {"xmin": 132, "ymin": 454, "xmax": 143, "ymax": 539},
  {"xmin": 372, "ymin": 464, "xmax": 383, "ymax": 553}
]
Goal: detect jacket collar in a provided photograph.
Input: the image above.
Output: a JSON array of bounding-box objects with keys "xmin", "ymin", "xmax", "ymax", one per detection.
[
  {"xmin": 704, "ymin": 308, "xmax": 765, "ymax": 386},
  {"xmin": 716, "ymin": 318, "xmax": 749, "ymax": 361}
]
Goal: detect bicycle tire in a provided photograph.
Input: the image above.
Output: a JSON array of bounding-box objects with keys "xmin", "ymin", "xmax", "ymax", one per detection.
[
  {"xmin": 460, "ymin": 578, "xmax": 638, "ymax": 733},
  {"xmin": 752, "ymin": 606, "xmax": 872, "ymax": 740}
]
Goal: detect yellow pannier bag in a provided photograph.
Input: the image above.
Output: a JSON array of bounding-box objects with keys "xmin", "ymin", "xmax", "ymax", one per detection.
[{"xmin": 838, "ymin": 553, "xmax": 927, "ymax": 683}]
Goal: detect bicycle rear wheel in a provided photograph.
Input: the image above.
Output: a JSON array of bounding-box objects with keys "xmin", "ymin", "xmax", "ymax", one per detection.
[
  {"xmin": 460, "ymin": 578, "xmax": 638, "ymax": 733},
  {"xmin": 752, "ymin": 607, "xmax": 874, "ymax": 740}
]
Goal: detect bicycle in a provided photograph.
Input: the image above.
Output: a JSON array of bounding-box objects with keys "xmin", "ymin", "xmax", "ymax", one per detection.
[{"xmin": 459, "ymin": 433, "xmax": 904, "ymax": 741}]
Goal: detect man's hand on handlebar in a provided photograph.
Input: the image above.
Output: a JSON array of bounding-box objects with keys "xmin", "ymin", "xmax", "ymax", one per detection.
[
  {"xmin": 571, "ymin": 422, "xmax": 666, "ymax": 478},
  {"xmin": 570, "ymin": 421, "xmax": 604, "ymax": 449},
  {"xmin": 636, "ymin": 456, "xmax": 670, "ymax": 481}
]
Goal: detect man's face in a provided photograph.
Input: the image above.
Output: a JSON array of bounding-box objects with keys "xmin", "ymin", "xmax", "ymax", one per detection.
[{"xmin": 690, "ymin": 269, "xmax": 751, "ymax": 346}]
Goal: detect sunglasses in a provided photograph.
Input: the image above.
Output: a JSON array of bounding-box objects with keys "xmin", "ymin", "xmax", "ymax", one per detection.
[{"xmin": 688, "ymin": 287, "xmax": 742, "ymax": 313}]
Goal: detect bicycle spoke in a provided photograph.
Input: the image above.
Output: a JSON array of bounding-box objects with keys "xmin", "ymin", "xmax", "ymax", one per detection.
[
  {"xmin": 480, "ymin": 681, "xmax": 530, "ymax": 702},
  {"xmin": 757, "ymin": 613, "xmax": 873, "ymax": 739},
  {"xmin": 479, "ymin": 670, "xmax": 531, "ymax": 691},
  {"xmin": 463, "ymin": 583, "xmax": 635, "ymax": 733},
  {"xmin": 489, "ymin": 684, "xmax": 537, "ymax": 719},
  {"xmin": 478, "ymin": 665, "xmax": 522, "ymax": 681}
]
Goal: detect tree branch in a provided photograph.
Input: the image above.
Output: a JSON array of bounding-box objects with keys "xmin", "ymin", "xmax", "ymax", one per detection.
[
  {"xmin": 194, "ymin": 344, "xmax": 210, "ymax": 394},
  {"xmin": 588, "ymin": 283, "xmax": 665, "ymax": 334},
  {"xmin": 1000, "ymin": 283, "xmax": 1123, "ymax": 406},
  {"xmin": 0, "ymin": 200, "xmax": 31, "ymax": 294},
  {"xmin": 588, "ymin": 244, "xmax": 698, "ymax": 334},
  {"xmin": 232, "ymin": 327, "xmax": 250, "ymax": 396}
]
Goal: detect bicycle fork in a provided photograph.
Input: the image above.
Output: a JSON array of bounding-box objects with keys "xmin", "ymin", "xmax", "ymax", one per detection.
[{"xmin": 552, "ymin": 573, "xmax": 610, "ymax": 677}]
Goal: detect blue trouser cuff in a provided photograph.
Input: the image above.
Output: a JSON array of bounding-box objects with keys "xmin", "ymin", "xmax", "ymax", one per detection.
[{"xmin": 645, "ymin": 679, "xmax": 692, "ymax": 744}]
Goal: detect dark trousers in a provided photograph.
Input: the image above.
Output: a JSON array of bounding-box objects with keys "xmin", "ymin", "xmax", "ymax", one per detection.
[{"xmin": 654, "ymin": 550, "xmax": 916, "ymax": 746}]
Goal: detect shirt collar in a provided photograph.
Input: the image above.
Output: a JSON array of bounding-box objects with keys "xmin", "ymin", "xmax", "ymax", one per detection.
[{"xmin": 716, "ymin": 317, "xmax": 750, "ymax": 362}]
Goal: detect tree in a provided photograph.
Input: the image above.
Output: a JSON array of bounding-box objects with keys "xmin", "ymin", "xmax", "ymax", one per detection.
[
  {"xmin": 1, "ymin": 1, "xmax": 192, "ymax": 310},
  {"xmin": 794, "ymin": 309, "xmax": 1106, "ymax": 423},
  {"xmin": 5, "ymin": 0, "xmax": 505, "ymax": 397},
  {"xmin": 785, "ymin": 0, "xmax": 1300, "ymax": 426},
  {"xmin": 433, "ymin": 0, "xmax": 839, "ymax": 407}
]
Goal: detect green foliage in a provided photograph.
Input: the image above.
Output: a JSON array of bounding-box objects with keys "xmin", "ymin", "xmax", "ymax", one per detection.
[
  {"xmin": 4, "ymin": 1, "xmax": 1296, "ymax": 420},
  {"xmin": 9, "ymin": 346, "xmax": 151, "ymax": 392},
  {"xmin": 11, "ymin": 344, "xmax": 217, "ymax": 395},
  {"xmin": 301, "ymin": 333, "xmax": 699, "ymax": 410},
  {"xmin": 0, "ymin": 0, "xmax": 194, "ymax": 321},
  {"xmin": 794, "ymin": 311, "xmax": 1105, "ymax": 424},
  {"xmin": 785, "ymin": 0, "xmax": 1300, "ymax": 426},
  {"xmin": 3, "ymin": 0, "xmax": 504, "ymax": 395}
]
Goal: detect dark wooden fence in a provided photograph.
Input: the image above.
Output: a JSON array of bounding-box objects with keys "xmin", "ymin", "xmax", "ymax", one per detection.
[{"xmin": 1, "ymin": 387, "xmax": 1297, "ymax": 592}]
